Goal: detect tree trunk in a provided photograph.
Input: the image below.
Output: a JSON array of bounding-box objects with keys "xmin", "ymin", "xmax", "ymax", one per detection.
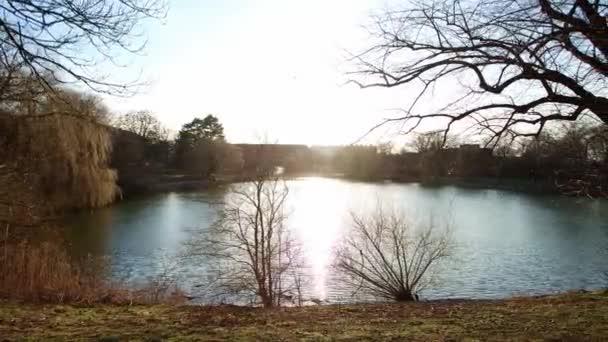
[
  {"xmin": 260, "ymin": 293, "xmax": 273, "ymax": 308},
  {"xmin": 394, "ymin": 290, "xmax": 416, "ymax": 302}
]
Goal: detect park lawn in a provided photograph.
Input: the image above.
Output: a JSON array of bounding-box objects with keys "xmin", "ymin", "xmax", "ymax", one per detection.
[{"xmin": 1, "ymin": 291, "xmax": 607, "ymax": 341}]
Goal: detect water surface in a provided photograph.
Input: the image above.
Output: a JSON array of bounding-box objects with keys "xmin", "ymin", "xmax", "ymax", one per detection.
[{"xmin": 64, "ymin": 177, "xmax": 608, "ymax": 302}]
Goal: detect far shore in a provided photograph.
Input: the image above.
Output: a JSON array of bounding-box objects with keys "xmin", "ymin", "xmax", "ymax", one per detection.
[{"xmin": 115, "ymin": 171, "xmax": 560, "ymax": 200}]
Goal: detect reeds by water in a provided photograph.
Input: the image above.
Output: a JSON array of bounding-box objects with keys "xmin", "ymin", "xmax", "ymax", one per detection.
[{"xmin": 0, "ymin": 239, "xmax": 185, "ymax": 305}]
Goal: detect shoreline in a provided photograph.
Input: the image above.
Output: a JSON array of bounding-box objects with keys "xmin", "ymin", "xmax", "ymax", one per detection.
[
  {"xmin": 115, "ymin": 172, "xmax": 562, "ymax": 200},
  {"xmin": 2, "ymin": 290, "xmax": 607, "ymax": 340}
]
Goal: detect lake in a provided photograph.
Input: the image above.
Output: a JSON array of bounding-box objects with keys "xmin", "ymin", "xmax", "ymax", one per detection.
[{"xmin": 63, "ymin": 177, "xmax": 608, "ymax": 302}]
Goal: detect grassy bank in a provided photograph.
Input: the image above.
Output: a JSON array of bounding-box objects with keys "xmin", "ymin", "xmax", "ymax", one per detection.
[{"xmin": 1, "ymin": 291, "xmax": 607, "ymax": 341}]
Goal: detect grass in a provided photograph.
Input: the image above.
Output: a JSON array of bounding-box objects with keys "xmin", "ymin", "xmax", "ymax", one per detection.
[{"xmin": 1, "ymin": 291, "xmax": 607, "ymax": 341}]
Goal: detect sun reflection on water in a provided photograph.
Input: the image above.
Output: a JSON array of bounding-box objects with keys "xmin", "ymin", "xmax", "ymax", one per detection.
[{"xmin": 287, "ymin": 177, "xmax": 353, "ymax": 300}]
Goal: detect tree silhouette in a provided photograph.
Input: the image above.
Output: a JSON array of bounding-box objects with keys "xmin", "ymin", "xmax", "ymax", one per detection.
[
  {"xmin": 116, "ymin": 110, "xmax": 168, "ymax": 142},
  {"xmin": 174, "ymin": 115, "xmax": 226, "ymax": 174},
  {"xmin": 352, "ymin": 0, "xmax": 608, "ymax": 147},
  {"xmin": 177, "ymin": 115, "xmax": 225, "ymax": 146},
  {"xmin": 0, "ymin": 0, "xmax": 166, "ymax": 97}
]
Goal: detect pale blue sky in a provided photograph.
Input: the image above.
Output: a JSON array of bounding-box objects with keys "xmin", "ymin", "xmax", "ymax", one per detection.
[{"xmin": 105, "ymin": 0, "xmax": 422, "ymax": 145}]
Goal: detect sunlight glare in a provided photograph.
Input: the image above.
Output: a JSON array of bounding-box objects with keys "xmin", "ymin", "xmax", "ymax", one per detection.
[{"xmin": 288, "ymin": 177, "xmax": 351, "ymax": 300}]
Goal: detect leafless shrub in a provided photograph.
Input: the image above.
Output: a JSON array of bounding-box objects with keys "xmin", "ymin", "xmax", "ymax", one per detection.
[
  {"xmin": 337, "ymin": 207, "xmax": 453, "ymax": 302},
  {"xmin": 186, "ymin": 176, "xmax": 304, "ymax": 308}
]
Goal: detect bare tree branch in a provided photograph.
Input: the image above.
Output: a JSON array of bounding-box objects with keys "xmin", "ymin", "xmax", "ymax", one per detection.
[
  {"xmin": 0, "ymin": 0, "xmax": 166, "ymax": 97},
  {"xmin": 352, "ymin": 0, "xmax": 608, "ymax": 146}
]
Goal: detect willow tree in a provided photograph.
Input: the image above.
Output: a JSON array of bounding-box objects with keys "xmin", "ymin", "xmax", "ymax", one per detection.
[
  {"xmin": 0, "ymin": 0, "xmax": 166, "ymax": 211},
  {"xmin": 353, "ymin": 0, "xmax": 608, "ymax": 146},
  {"xmin": 0, "ymin": 88, "xmax": 120, "ymax": 210}
]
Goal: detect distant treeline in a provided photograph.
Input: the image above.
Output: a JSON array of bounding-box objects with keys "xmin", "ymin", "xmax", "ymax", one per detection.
[{"xmin": 111, "ymin": 115, "xmax": 607, "ymax": 197}]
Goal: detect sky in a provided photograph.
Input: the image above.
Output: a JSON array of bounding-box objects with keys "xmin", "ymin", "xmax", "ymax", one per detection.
[{"xmin": 105, "ymin": 0, "xmax": 417, "ymax": 146}]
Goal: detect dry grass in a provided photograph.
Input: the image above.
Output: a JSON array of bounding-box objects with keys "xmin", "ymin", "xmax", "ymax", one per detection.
[
  {"xmin": 0, "ymin": 240, "xmax": 110, "ymax": 303},
  {"xmin": 1, "ymin": 291, "xmax": 607, "ymax": 341},
  {"xmin": 0, "ymin": 239, "xmax": 185, "ymax": 306}
]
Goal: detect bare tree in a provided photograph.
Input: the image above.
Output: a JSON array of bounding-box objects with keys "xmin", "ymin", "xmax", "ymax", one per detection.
[
  {"xmin": 0, "ymin": 0, "xmax": 166, "ymax": 96},
  {"xmin": 115, "ymin": 110, "xmax": 168, "ymax": 141},
  {"xmin": 0, "ymin": 73, "xmax": 112, "ymax": 123},
  {"xmin": 406, "ymin": 132, "xmax": 459, "ymax": 178},
  {"xmin": 336, "ymin": 207, "xmax": 453, "ymax": 302},
  {"xmin": 352, "ymin": 0, "xmax": 608, "ymax": 147},
  {"xmin": 518, "ymin": 121, "xmax": 608, "ymax": 196},
  {"xmin": 588, "ymin": 125, "xmax": 608, "ymax": 161},
  {"xmin": 0, "ymin": 67, "xmax": 53, "ymax": 112},
  {"xmin": 187, "ymin": 175, "xmax": 301, "ymax": 308},
  {"xmin": 410, "ymin": 132, "xmax": 457, "ymax": 153},
  {"xmin": 44, "ymin": 89, "xmax": 112, "ymax": 123}
]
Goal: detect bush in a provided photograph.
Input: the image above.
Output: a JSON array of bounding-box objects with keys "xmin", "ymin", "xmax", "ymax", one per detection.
[{"xmin": 337, "ymin": 207, "xmax": 453, "ymax": 302}]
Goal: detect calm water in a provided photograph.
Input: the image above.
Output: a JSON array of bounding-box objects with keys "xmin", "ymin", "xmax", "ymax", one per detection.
[{"xmin": 63, "ymin": 177, "xmax": 608, "ymax": 302}]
